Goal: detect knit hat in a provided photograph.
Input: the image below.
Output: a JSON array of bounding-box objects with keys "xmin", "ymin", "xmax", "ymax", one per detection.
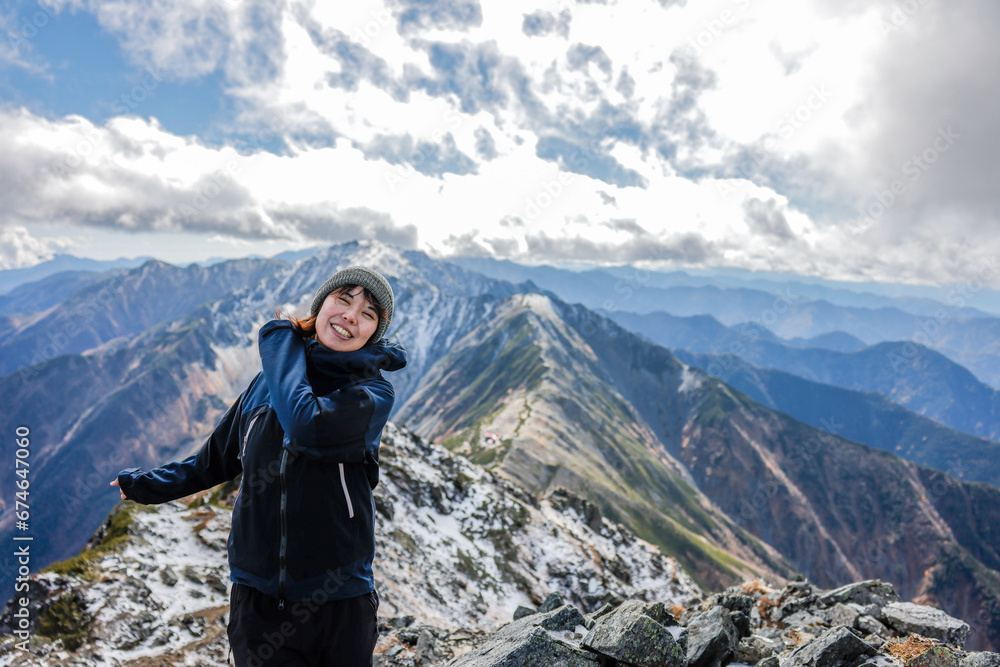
[{"xmin": 310, "ymin": 265, "xmax": 394, "ymax": 345}]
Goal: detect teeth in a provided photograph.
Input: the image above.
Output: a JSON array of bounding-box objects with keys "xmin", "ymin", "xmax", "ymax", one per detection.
[{"xmin": 331, "ymin": 324, "xmax": 352, "ymax": 338}]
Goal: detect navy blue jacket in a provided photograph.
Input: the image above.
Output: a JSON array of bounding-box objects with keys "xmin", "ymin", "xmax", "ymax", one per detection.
[{"xmin": 116, "ymin": 320, "xmax": 407, "ymax": 606}]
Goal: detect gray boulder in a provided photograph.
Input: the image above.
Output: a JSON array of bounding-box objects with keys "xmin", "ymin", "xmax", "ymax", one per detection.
[
  {"xmin": 961, "ymin": 652, "xmax": 1000, "ymax": 667},
  {"xmin": 855, "ymin": 615, "xmax": 891, "ymax": 638},
  {"xmin": 826, "ymin": 603, "xmax": 863, "ymax": 629},
  {"xmin": 882, "ymin": 602, "xmax": 971, "ymax": 647},
  {"xmin": 736, "ymin": 634, "xmax": 783, "ymax": 664},
  {"xmin": 447, "ymin": 626, "xmax": 598, "ymax": 667},
  {"xmin": 513, "ymin": 606, "xmax": 536, "ymax": 621},
  {"xmin": 536, "ymin": 605, "xmax": 588, "ymax": 633},
  {"xmin": 447, "ymin": 605, "xmax": 594, "ymax": 667},
  {"xmin": 818, "ymin": 582, "xmax": 900, "ymax": 610},
  {"xmin": 687, "ymin": 606, "xmax": 741, "ymax": 667},
  {"xmin": 910, "ymin": 648, "xmax": 1000, "ymax": 667},
  {"xmin": 582, "ymin": 600, "xmax": 686, "ymax": 667},
  {"xmin": 911, "ymin": 646, "xmax": 967, "ymax": 667},
  {"xmin": 786, "ymin": 626, "xmax": 877, "ymax": 667},
  {"xmin": 784, "ymin": 609, "xmax": 830, "ymax": 630},
  {"xmin": 539, "ymin": 593, "xmax": 567, "ymax": 614}
]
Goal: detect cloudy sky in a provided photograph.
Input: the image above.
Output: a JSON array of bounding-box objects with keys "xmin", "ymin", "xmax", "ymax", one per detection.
[{"xmin": 1, "ymin": 0, "xmax": 997, "ymax": 285}]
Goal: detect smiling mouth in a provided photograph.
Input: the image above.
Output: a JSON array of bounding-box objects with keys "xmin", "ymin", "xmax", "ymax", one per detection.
[{"xmin": 331, "ymin": 324, "xmax": 353, "ymax": 338}]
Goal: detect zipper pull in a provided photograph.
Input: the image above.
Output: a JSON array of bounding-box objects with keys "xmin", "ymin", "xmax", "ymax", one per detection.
[{"xmin": 278, "ymin": 598, "xmax": 285, "ymax": 610}]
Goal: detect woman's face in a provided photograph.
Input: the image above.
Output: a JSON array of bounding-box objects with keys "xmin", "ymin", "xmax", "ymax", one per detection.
[{"xmin": 314, "ymin": 286, "xmax": 379, "ymax": 352}]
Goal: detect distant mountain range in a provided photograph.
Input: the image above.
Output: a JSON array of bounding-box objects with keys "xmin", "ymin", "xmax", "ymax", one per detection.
[
  {"xmin": 448, "ymin": 257, "xmax": 1000, "ymax": 390},
  {"xmin": 0, "ymin": 258, "xmax": 286, "ymax": 377},
  {"xmin": 0, "ymin": 254, "xmax": 152, "ymax": 295},
  {"xmin": 451, "ymin": 257, "xmax": 1000, "ymax": 318},
  {"xmin": 2, "ymin": 242, "xmax": 998, "ymax": 651},
  {"xmin": 617, "ymin": 310, "xmax": 1000, "ymax": 448}
]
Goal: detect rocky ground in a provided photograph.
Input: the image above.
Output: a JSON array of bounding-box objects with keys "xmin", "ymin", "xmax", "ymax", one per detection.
[
  {"xmin": 2, "ymin": 424, "xmax": 995, "ymax": 666},
  {"xmin": 368, "ymin": 578, "xmax": 998, "ymax": 667}
]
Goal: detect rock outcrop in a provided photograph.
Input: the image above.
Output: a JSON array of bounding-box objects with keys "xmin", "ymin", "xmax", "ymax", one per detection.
[{"xmin": 375, "ymin": 578, "xmax": 997, "ymax": 667}]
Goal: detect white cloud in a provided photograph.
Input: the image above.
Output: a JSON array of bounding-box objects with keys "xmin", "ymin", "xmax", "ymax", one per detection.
[
  {"xmin": 4, "ymin": 0, "xmax": 999, "ymax": 286},
  {"xmin": 83, "ymin": 0, "xmax": 235, "ymax": 80},
  {"xmin": 0, "ymin": 226, "xmax": 73, "ymax": 270}
]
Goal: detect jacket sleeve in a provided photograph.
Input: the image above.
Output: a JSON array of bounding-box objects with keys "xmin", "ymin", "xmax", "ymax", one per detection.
[
  {"xmin": 115, "ymin": 382, "xmax": 248, "ymax": 505},
  {"xmin": 258, "ymin": 320, "xmax": 391, "ymax": 461}
]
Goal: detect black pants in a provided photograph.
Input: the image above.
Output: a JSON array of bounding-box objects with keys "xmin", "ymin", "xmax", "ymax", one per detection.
[{"xmin": 227, "ymin": 582, "xmax": 379, "ymax": 666}]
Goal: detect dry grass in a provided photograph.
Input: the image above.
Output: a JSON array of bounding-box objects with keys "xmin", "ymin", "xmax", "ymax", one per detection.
[
  {"xmin": 757, "ymin": 594, "xmax": 780, "ymax": 620},
  {"xmin": 787, "ymin": 628, "xmax": 816, "ymax": 646},
  {"xmin": 373, "ymin": 634, "xmax": 409, "ymax": 656},
  {"xmin": 885, "ymin": 634, "xmax": 938, "ymax": 661},
  {"xmin": 742, "ymin": 579, "xmax": 773, "ymax": 596}
]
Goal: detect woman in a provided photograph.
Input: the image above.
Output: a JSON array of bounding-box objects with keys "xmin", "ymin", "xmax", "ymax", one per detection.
[{"xmin": 111, "ymin": 265, "xmax": 407, "ymax": 666}]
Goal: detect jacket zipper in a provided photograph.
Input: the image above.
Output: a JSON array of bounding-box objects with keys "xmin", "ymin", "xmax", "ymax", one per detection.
[
  {"xmin": 339, "ymin": 463, "xmax": 355, "ymax": 519},
  {"xmin": 278, "ymin": 448, "xmax": 289, "ymax": 609},
  {"xmin": 240, "ymin": 413, "xmax": 261, "ymax": 461}
]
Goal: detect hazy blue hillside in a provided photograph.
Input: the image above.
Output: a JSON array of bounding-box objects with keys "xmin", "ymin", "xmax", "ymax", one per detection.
[
  {"xmin": 453, "ymin": 257, "xmax": 1000, "ymax": 319},
  {"xmin": 672, "ymin": 349, "xmax": 1000, "ymax": 488},
  {"xmin": 602, "ymin": 265, "xmax": 999, "ymax": 317},
  {"xmin": 619, "ymin": 310, "xmax": 1000, "ymax": 442},
  {"xmin": 0, "ymin": 254, "xmax": 150, "ymax": 294},
  {"xmin": 0, "ymin": 257, "xmax": 287, "ymax": 377},
  {"xmin": 0, "ymin": 270, "xmax": 115, "ymax": 316},
  {"xmin": 782, "ymin": 330, "xmax": 867, "ymax": 352}
]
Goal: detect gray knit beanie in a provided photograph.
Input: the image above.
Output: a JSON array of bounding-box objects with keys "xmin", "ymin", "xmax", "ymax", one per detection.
[{"xmin": 310, "ymin": 265, "xmax": 394, "ymax": 345}]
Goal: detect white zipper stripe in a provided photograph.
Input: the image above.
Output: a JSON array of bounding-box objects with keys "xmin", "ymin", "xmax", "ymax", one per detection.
[
  {"xmin": 241, "ymin": 413, "xmax": 261, "ymax": 460},
  {"xmin": 339, "ymin": 463, "xmax": 355, "ymax": 519}
]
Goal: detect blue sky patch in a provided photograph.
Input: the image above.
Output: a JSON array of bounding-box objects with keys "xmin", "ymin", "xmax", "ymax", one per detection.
[{"xmin": 1, "ymin": 4, "xmax": 234, "ymax": 139}]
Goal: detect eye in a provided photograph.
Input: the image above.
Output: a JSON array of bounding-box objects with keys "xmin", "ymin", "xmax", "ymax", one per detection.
[
  {"xmin": 364, "ymin": 312, "xmax": 376, "ymax": 320},
  {"xmin": 339, "ymin": 296, "xmax": 350, "ymax": 305}
]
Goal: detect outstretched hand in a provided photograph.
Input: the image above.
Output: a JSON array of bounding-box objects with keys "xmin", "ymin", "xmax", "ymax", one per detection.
[{"xmin": 109, "ymin": 478, "xmax": 126, "ymax": 500}]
